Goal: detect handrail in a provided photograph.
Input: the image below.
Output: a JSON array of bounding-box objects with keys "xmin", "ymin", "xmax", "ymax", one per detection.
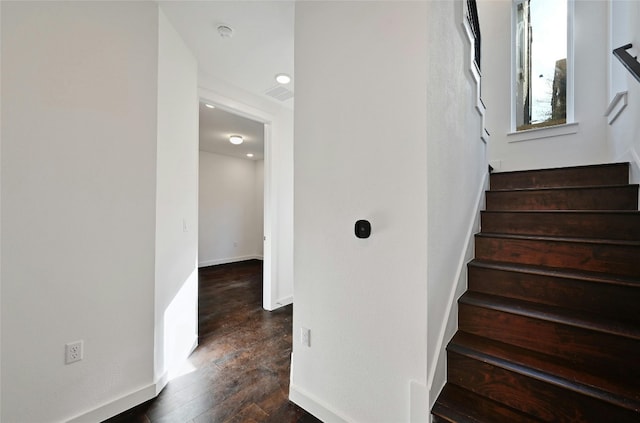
[
  {"xmin": 613, "ymin": 43, "xmax": 640, "ymax": 83},
  {"xmin": 467, "ymin": 0, "xmax": 481, "ymax": 70}
]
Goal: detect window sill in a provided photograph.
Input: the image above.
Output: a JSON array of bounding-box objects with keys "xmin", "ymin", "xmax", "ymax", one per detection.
[{"xmin": 507, "ymin": 122, "xmax": 579, "ymax": 143}]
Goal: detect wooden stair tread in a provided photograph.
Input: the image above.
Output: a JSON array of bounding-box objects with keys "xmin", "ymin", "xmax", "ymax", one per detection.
[
  {"xmin": 433, "ymin": 384, "xmax": 541, "ymax": 423},
  {"xmin": 488, "ymin": 183, "xmax": 639, "ymax": 193},
  {"xmin": 469, "ymin": 259, "xmax": 640, "ymax": 288},
  {"xmin": 482, "ymin": 209, "xmax": 640, "ymax": 214},
  {"xmin": 489, "ymin": 163, "xmax": 631, "ymax": 190},
  {"xmin": 476, "ymin": 232, "xmax": 640, "ymax": 246},
  {"xmin": 485, "ymin": 184, "xmax": 639, "ymax": 211},
  {"xmin": 480, "ymin": 210, "xmax": 640, "ymax": 240},
  {"xmin": 459, "ymin": 291, "xmax": 640, "ymax": 341},
  {"xmin": 475, "ymin": 234, "xmax": 640, "ymax": 277},
  {"xmin": 449, "ymin": 332, "xmax": 640, "ymax": 410}
]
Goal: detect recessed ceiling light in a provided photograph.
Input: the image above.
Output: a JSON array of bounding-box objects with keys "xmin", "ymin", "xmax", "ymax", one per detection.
[
  {"xmin": 275, "ymin": 73, "xmax": 291, "ymax": 84},
  {"xmin": 229, "ymin": 135, "xmax": 243, "ymax": 145},
  {"xmin": 205, "ymin": 103, "xmax": 215, "ymax": 109},
  {"xmin": 247, "ymin": 153, "xmax": 254, "ymax": 158}
]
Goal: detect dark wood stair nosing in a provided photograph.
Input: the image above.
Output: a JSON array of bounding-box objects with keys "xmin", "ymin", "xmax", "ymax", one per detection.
[
  {"xmin": 447, "ymin": 343, "xmax": 640, "ymax": 411},
  {"xmin": 487, "ymin": 183, "xmax": 639, "ymax": 194},
  {"xmin": 469, "ymin": 260, "xmax": 640, "ymax": 288},
  {"xmin": 459, "ymin": 291, "xmax": 640, "ymax": 341},
  {"xmin": 490, "ymin": 162, "xmax": 629, "ymax": 177},
  {"xmin": 476, "ymin": 231, "xmax": 640, "ymax": 247}
]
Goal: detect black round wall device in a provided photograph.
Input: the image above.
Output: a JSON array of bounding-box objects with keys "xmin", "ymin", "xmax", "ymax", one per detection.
[{"xmin": 355, "ymin": 220, "xmax": 371, "ymax": 238}]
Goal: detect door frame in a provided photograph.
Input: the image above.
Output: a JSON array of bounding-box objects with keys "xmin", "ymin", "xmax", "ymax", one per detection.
[{"xmin": 198, "ymin": 87, "xmax": 277, "ymax": 311}]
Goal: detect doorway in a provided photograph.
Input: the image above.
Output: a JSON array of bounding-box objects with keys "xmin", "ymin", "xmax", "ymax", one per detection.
[{"xmin": 197, "ymin": 93, "xmax": 275, "ymax": 310}]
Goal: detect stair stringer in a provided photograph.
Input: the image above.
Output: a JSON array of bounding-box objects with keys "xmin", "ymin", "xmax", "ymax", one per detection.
[{"xmin": 428, "ymin": 171, "xmax": 488, "ymax": 410}]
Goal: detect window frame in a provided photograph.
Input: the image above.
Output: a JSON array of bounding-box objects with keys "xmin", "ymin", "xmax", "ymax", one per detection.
[{"xmin": 510, "ymin": 0, "xmax": 575, "ymax": 138}]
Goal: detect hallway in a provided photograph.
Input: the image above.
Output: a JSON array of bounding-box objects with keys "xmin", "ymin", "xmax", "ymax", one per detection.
[{"xmin": 106, "ymin": 260, "xmax": 318, "ymax": 422}]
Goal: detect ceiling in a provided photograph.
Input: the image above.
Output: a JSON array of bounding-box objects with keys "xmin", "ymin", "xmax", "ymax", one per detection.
[
  {"xmin": 199, "ymin": 102, "xmax": 265, "ymax": 160},
  {"xmin": 160, "ymin": 1, "xmax": 293, "ymax": 161},
  {"xmin": 160, "ymin": 1, "xmax": 294, "ymax": 107}
]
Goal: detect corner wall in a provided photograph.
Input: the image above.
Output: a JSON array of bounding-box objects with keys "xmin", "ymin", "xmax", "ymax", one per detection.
[
  {"xmin": 1, "ymin": 3, "xmax": 200, "ymax": 421},
  {"xmin": 154, "ymin": 8, "xmax": 199, "ymax": 385},
  {"xmin": 291, "ymin": 2, "xmax": 429, "ymax": 421},
  {"xmin": 1, "ymin": 3, "xmax": 158, "ymax": 421}
]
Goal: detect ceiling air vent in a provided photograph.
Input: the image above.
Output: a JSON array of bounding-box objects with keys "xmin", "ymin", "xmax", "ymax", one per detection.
[{"xmin": 265, "ymin": 85, "xmax": 294, "ymax": 101}]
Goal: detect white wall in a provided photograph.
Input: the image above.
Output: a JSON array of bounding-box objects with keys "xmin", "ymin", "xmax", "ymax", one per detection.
[
  {"xmin": 425, "ymin": 0, "xmax": 488, "ymax": 411},
  {"xmin": 608, "ymin": 0, "xmax": 640, "ymax": 183},
  {"xmin": 1, "ymin": 3, "xmax": 199, "ymax": 421},
  {"xmin": 1, "ymin": 2, "xmax": 158, "ymax": 421},
  {"xmin": 199, "ymin": 78, "xmax": 294, "ymax": 309},
  {"xmin": 479, "ymin": 0, "xmax": 611, "ymax": 172},
  {"xmin": 199, "ymin": 152, "xmax": 264, "ymax": 266},
  {"xmin": 154, "ymin": 8, "xmax": 198, "ymax": 384},
  {"xmin": 291, "ymin": 2, "xmax": 429, "ymax": 422}
]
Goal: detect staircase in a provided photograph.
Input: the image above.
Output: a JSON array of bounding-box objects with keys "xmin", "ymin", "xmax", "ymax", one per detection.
[{"xmin": 432, "ymin": 163, "xmax": 640, "ymax": 422}]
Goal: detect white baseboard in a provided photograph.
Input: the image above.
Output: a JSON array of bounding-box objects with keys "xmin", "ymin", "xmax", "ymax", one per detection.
[
  {"xmin": 275, "ymin": 295, "xmax": 293, "ymax": 308},
  {"xmin": 198, "ymin": 254, "xmax": 263, "ymax": 268},
  {"xmin": 66, "ymin": 382, "xmax": 158, "ymax": 423},
  {"xmin": 289, "ymin": 383, "xmax": 353, "ymax": 423},
  {"xmin": 67, "ymin": 336, "xmax": 198, "ymax": 423}
]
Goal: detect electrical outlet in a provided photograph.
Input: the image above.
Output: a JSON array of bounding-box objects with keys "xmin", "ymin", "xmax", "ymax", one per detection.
[
  {"xmin": 65, "ymin": 340, "xmax": 83, "ymax": 364},
  {"xmin": 301, "ymin": 327, "xmax": 311, "ymax": 347}
]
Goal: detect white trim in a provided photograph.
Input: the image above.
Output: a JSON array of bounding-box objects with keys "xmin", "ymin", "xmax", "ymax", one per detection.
[
  {"xmin": 510, "ymin": 0, "xmax": 575, "ymax": 131},
  {"xmin": 198, "ymin": 255, "xmax": 263, "ymax": 268},
  {"xmin": 462, "ymin": 6, "xmax": 489, "ymax": 144},
  {"xmin": 566, "ymin": 0, "xmax": 575, "ymax": 123},
  {"xmin": 198, "ymin": 86, "xmax": 277, "ymax": 311},
  {"xmin": 66, "ymin": 382, "xmax": 159, "ymax": 423},
  {"xmin": 426, "ymin": 171, "xmax": 488, "ymax": 400},
  {"xmin": 605, "ymin": 91, "xmax": 628, "ymax": 125},
  {"xmin": 275, "ymin": 295, "xmax": 293, "ymax": 308},
  {"xmin": 507, "ymin": 121, "xmax": 579, "ymax": 142},
  {"xmin": 289, "ymin": 383, "xmax": 353, "ymax": 423}
]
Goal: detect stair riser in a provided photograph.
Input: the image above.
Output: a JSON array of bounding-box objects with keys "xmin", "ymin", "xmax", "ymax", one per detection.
[
  {"xmin": 475, "ymin": 236, "xmax": 640, "ymax": 277},
  {"xmin": 490, "ymin": 164, "xmax": 630, "ymax": 190},
  {"xmin": 468, "ymin": 265, "xmax": 640, "ymax": 323},
  {"xmin": 448, "ymin": 352, "xmax": 640, "ymax": 422},
  {"xmin": 434, "ymin": 384, "xmax": 540, "ymax": 423},
  {"xmin": 458, "ymin": 303, "xmax": 640, "ymax": 380},
  {"xmin": 485, "ymin": 186, "xmax": 638, "ymax": 211},
  {"xmin": 481, "ymin": 211, "xmax": 640, "ymax": 240}
]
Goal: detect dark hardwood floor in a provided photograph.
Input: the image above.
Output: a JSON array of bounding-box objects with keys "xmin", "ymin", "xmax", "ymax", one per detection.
[{"xmin": 105, "ymin": 260, "xmax": 319, "ymax": 423}]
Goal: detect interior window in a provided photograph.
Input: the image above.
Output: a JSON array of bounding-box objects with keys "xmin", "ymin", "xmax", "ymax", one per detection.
[{"xmin": 514, "ymin": 0, "xmax": 568, "ymax": 131}]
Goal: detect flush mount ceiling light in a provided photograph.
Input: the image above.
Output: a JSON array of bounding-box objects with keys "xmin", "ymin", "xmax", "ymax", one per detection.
[
  {"xmin": 246, "ymin": 153, "xmax": 254, "ymax": 158},
  {"xmin": 217, "ymin": 25, "xmax": 233, "ymax": 38},
  {"xmin": 229, "ymin": 135, "xmax": 243, "ymax": 145},
  {"xmin": 205, "ymin": 103, "xmax": 215, "ymax": 109},
  {"xmin": 275, "ymin": 73, "xmax": 291, "ymax": 84}
]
